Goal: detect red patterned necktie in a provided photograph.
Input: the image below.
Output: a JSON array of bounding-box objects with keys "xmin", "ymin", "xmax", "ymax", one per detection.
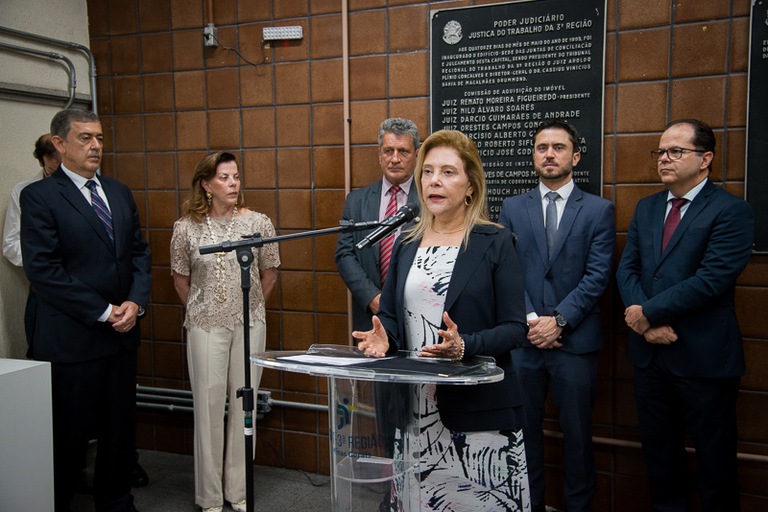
[
  {"xmin": 379, "ymin": 185, "xmax": 400, "ymax": 283},
  {"xmin": 661, "ymin": 197, "xmax": 686, "ymax": 253}
]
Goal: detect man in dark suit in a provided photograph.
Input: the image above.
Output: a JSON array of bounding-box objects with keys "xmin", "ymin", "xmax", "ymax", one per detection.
[
  {"xmin": 617, "ymin": 119, "xmax": 754, "ymax": 511},
  {"xmin": 499, "ymin": 119, "xmax": 615, "ymax": 512},
  {"xmin": 335, "ymin": 117, "xmax": 420, "ymax": 332},
  {"xmin": 20, "ymin": 108, "xmax": 152, "ymax": 512}
]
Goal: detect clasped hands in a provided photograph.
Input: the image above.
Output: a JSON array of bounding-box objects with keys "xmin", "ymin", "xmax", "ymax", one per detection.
[
  {"xmin": 624, "ymin": 305, "xmax": 678, "ymax": 345},
  {"xmin": 354, "ymin": 311, "xmax": 464, "ymax": 360},
  {"xmin": 527, "ymin": 316, "xmax": 563, "ymax": 349},
  {"xmin": 109, "ymin": 301, "xmax": 141, "ymax": 333}
]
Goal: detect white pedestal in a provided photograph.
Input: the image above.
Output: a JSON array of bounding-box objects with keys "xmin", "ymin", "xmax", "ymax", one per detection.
[{"xmin": 0, "ymin": 359, "xmax": 54, "ymax": 511}]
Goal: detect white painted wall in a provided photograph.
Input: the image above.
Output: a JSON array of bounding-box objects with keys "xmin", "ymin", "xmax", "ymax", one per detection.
[{"xmin": 0, "ymin": 0, "xmax": 91, "ymax": 358}]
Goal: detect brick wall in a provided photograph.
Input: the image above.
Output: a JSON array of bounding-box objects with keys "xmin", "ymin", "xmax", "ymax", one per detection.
[{"xmin": 87, "ymin": 0, "xmax": 767, "ymax": 509}]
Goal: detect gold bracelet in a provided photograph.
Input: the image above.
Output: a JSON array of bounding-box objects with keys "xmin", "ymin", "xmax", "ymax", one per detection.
[{"xmin": 453, "ymin": 337, "xmax": 465, "ymax": 362}]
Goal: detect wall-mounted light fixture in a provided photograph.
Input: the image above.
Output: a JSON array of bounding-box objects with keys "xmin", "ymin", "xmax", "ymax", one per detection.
[{"xmin": 262, "ymin": 26, "xmax": 303, "ymax": 41}]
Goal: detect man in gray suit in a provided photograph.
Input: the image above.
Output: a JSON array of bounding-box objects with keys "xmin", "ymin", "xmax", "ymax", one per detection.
[{"xmin": 336, "ymin": 118, "xmax": 420, "ymax": 332}]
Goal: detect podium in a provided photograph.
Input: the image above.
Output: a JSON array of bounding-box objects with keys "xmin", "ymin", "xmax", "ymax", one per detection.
[
  {"xmin": 252, "ymin": 344, "xmax": 503, "ymax": 511},
  {"xmin": 0, "ymin": 359, "xmax": 54, "ymax": 511}
]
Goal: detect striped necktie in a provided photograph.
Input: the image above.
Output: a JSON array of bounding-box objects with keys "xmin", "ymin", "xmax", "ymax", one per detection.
[
  {"xmin": 379, "ymin": 185, "xmax": 400, "ymax": 283},
  {"xmin": 85, "ymin": 180, "xmax": 114, "ymax": 243}
]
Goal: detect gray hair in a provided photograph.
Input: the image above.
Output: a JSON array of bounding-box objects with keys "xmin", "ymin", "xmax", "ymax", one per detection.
[
  {"xmin": 378, "ymin": 118, "xmax": 420, "ymax": 150},
  {"xmin": 50, "ymin": 109, "xmax": 100, "ymax": 140}
]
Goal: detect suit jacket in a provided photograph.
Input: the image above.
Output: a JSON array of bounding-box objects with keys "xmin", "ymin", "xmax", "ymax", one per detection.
[
  {"xmin": 335, "ymin": 179, "xmax": 418, "ymax": 332},
  {"xmin": 20, "ymin": 169, "xmax": 152, "ymax": 364},
  {"xmin": 616, "ymin": 179, "xmax": 754, "ymax": 378},
  {"xmin": 499, "ymin": 185, "xmax": 615, "ymax": 354},
  {"xmin": 377, "ymin": 224, "xmax": 529, "ymax": 432}
]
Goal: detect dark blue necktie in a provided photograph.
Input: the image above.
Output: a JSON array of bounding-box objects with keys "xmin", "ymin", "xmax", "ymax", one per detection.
[
  {"xmin": 85, "ymin": 180, "xmax": 114, "ymax": 243},
  {"xmin": 545, "ymin": 191, "xmax": 560, "ymax": 257}
]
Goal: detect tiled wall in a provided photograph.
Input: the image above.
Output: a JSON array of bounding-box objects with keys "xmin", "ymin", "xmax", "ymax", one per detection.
[{"xmin": 87, "ymin": 0, "xmax": 767, "ymax": 509}]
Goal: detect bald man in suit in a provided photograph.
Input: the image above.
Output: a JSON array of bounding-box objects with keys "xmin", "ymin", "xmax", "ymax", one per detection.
[{"xmin": 617, "ymin": 119, "xmax": 754, "ymax": 511}]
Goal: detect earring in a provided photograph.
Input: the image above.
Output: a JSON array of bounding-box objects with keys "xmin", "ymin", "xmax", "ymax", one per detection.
[
  {"xmin": 206, "ymin": 191, "xmax": 212, "ymax": 205},
  {"xmin": 464, "ymin": 195, "xmax": 473, "ymax": 206}
]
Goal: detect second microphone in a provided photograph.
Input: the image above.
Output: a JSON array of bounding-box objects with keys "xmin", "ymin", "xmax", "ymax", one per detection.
[{"xmin": 355, "ymin": 203, "xmax": 420, "ymax": 250}]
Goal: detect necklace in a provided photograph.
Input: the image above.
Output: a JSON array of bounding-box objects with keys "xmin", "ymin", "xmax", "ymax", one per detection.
[
  {"xmin": 205, "ymin": 207, "xmax": 238, "ymax": 303},
  {"xmin": 431, "ymin": 226, "xmax": 465, "ymax": 235}
]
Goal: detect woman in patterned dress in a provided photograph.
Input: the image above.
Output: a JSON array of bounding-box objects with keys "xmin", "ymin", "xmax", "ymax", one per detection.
[
  {"xmin": 171, "ymin": 152, "xmax": 280, "ymax": 512},
  {"xmin": 355, "ymin": 130, "xmax": 531, "ymax": 511}
]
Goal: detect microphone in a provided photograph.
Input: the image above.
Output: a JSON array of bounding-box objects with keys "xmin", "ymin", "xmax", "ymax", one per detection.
[{"xmin": 355, "ymin": 203, "xmax": 420, "ymax": 250}]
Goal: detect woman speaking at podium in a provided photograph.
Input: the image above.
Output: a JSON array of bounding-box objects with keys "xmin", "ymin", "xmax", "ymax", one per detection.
[{"xmin": 355, "ymin": 130, "xmax": 531, "ymax": 510}]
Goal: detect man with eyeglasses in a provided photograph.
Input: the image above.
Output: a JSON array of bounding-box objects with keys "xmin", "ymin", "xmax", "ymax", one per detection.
[{"xmin": 617, "ymin": 119, "xmax": 754, "ymax": 511}]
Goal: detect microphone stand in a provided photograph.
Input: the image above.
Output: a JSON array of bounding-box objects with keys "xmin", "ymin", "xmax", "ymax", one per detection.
[{"xmin": 198, "ymin": 219, "xmax": 381, "ymax": 512}]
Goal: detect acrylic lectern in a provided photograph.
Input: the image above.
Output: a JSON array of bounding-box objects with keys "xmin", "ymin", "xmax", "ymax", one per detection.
[{"xmin": 252, "ymin": 344, "xmax": 503, "ymax": 511}]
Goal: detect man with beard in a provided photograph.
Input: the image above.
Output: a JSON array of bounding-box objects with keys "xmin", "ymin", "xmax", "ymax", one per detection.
[{"xmin": 499, "ymin": 119, "xmax": 615, "ymax": 512}]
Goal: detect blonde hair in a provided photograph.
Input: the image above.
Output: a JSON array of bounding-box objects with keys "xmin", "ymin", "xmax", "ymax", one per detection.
[
  {"xmin": 405, "ymin": 130, "xmax": 496, "ymax": 247},
  {"xmin": 182, "ymin": 152, "xmax": 246, "ymax": 222}
]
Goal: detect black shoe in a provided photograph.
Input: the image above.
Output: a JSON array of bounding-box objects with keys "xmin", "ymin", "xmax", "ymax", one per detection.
[{"xmin": 131, "ymin": 461, "xmax": 149, "ymax": 488}]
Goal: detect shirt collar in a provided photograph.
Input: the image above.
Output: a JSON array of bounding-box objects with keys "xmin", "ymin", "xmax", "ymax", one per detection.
[
  {"xmin": 538, "ymin": 179, "xmax": 574, "ymax": 201},
  {"xmin": 60, "ymin": 164, "xmax": 102, "ymax": 190},
  {"xmin": 383, "ymin": 175, "xmax": 413, "ymax": 196},
  {"xmin": 667, "ymin": 177, "xmax": 708, "ymax": 203}
]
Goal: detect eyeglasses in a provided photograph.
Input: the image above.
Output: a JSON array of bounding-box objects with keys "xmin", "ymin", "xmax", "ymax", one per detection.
[{"xmin": 650, "ymin": 147, "xmax": 704, "ymax": 161}]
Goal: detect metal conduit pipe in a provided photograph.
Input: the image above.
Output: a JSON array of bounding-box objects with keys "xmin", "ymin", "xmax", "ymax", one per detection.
[
  {"xmin": 135, "ymin": 386, "xmax": 327, "ymax": 414},
  {"xmin": 0, "ymin": 25, "xmax": 97, "ymax": 113},
  {"xmin": 543, "ymin": 429, "xmax": 768, "ymax": 464},
  {"xmin": 0, "ymin": 42, "xmax": 76, "ymax": 108},
  {"xmin": 135, "ymin": 387, "xmax": 768, "ymax": 463}
]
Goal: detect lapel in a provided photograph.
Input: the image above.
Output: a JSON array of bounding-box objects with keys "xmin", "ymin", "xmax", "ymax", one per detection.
[
  {"xmin": 364, "ymin": 180, "xmax": 382, "ymax": 220},
  {"xmin": 549, "ymin": 186, "xmax": 583, "ymax": 264},
  {"xmin": 364, "ymin": 181, "xmax": 383, "ymax": 264},
  {"xmin": 56, "ymin": 171, "xmax": 115, "ymax": 251},
  {"xmin": 100, "ymin": 177, "xmax": 123, "ymax": 252},
  {"xmin": 406, "ymin": 183, "xmax": 419, "ymax": 206},
  {"xmin": 658, "ymin": 180, "xmax": 714, "ymax": 264},
  {"xmin": 443, "ymin": 227, "xmax": 495, "ymax": 313},
  {"xmin": 524, "ymin": 189, "xmax": 549, "ymax": 267},
  {"xmin": 392, "ymin": 227, "xmax": 495, "ymax": 328},
  {"xmin": 650, "ymin": 192, "xmax": 667, "ymax": 262}
]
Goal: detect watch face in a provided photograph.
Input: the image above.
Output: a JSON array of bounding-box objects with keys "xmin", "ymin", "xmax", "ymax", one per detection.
[{"xmin": 556, "ymin": 314, "xmax": 566, "ymax": 327}]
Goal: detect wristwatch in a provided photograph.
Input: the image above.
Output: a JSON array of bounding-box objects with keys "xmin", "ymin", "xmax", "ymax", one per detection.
[
  {"xmin": 137, "ymin": 306, "xmax": 146, "ymax": 318},
  {"xmin": 554, "ymin": 311, "xmax": 567, "ymax": 328}
]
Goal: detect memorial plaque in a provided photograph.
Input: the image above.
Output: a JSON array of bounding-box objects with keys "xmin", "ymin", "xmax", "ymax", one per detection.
[
  {"xmin": 430, "ymin": 0, "xmax": 606, "ymax": 219},
  {"xmin": 747, "ymin": 0, "xmax": 768, "ymax": 253}
]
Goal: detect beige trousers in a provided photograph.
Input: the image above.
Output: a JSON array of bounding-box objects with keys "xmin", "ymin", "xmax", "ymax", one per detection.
[{"xmin": 187, "ymin": 322, "xmax": 265, "ymax": 509}]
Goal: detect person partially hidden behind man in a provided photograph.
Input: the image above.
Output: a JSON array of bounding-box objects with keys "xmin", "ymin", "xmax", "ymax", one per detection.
[
  {"xmin": 21, "ymin": 108, "xmax": 152, "ymax": 512},
  {"xmin": 617, "ymin": 119, "xmax": 754, "ymax": 511},
  {"xmin": 3, "ymin": 133, "xmax": 61, "ymax": 352}
]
